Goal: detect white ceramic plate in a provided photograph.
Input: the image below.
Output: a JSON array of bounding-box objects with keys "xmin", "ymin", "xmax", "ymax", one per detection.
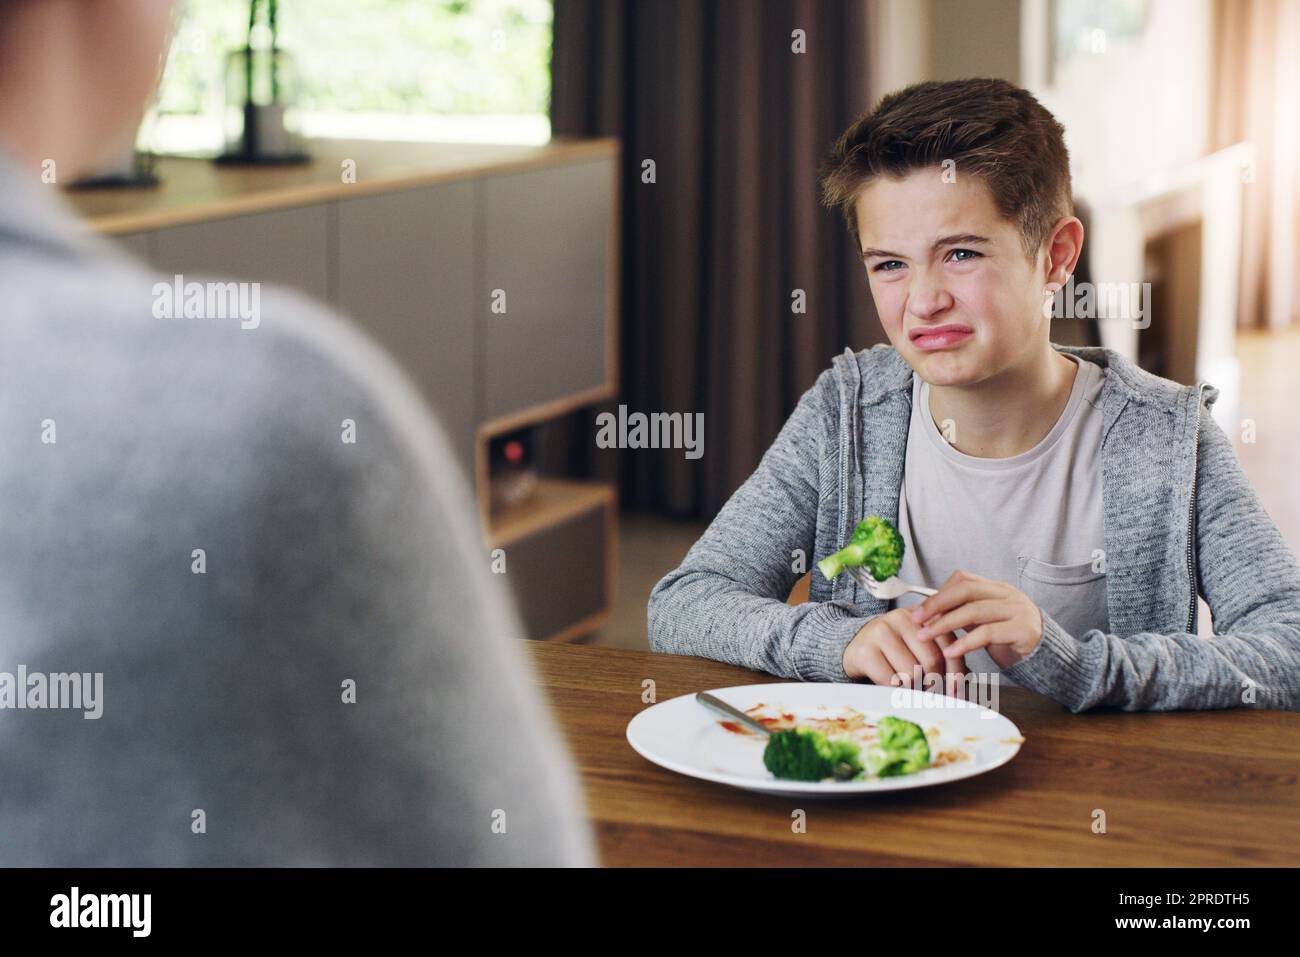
[{"xmin": 626, "ymin": 682, "xmax": 1024, "ymax": 797}]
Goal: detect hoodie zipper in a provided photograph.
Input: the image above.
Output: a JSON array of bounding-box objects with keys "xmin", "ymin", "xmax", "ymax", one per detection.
[
  {"xmin": 839, "ymin": 418, "xmax": 849, "ymax": 544},
  {"xmin": 838, "ymin": 373, "xmax": 851, "ymax": 603},
  {"xmin": 836, "ymin": 349, "xmax": 863, "ymax": 605},
  {"xmin": 1184, "ymin": 383, "xmax": 1206, "ymax": 633}
]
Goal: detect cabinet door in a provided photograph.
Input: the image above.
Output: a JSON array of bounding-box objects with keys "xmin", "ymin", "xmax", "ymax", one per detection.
[
  {"xmin": 480, "ymin": 157, "xmax": 613, "ymax": 423},
  {"xmin": 500, "ymin": 505, "xmax": 609, "ymax": 640},
  {"xmin": 151, "ymin": 205, "xmax": 330, "ymax": 303},
  {"xmin": 334, "ymin": 182, "xmax": 475, "ymax": 474}
]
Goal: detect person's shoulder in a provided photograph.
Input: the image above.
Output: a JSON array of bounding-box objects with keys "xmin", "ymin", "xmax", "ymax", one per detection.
[
  {"xmin": 829, "ymin": 341, "xmax": 908, "ymax": 374},
  {"xmin": 255, "ymin": 282, "xmax": 439, "ymax": 431},
  {"xmin": 1055, "ymin": 343, "xmax": 1216, "ymax": 412},
  {"xmin": 219, "ymin": 281, "xmax": 464, "ymax": 491},
  {"xmin": 824, "ymin": 342, "xmax": 912, "ymax": 400},
  {"xmin": 5, "ymin": 243, "xmax": 459, "ymax": 491}
]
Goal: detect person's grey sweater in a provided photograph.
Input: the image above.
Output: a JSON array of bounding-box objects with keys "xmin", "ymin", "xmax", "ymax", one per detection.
[
  {"xmin": 649, "ymin": 342, "xmax": 1300, "ymax": 712},
  {"xmin": 0, "ymin": 148, "xmax": 595, "ymax": 865}
]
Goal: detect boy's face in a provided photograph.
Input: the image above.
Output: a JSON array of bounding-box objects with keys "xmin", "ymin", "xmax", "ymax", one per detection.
[{"xmin": 854, "ymin": 168, "xmax": 1050, "ymax": 388}]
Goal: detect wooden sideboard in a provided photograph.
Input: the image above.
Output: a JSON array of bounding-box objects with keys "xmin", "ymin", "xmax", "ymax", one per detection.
[{"xmin": 66, "ymin": 136, "xmax": 621, "ymax": 643}]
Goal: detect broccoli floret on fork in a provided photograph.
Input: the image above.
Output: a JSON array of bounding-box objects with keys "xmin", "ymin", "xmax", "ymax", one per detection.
[{"xmin": 817, "ymin": 515, "xmax": 905, "ymax": 582}]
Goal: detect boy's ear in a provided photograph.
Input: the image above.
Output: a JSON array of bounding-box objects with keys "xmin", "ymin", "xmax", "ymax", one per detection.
[{"xmin": 1042, "ymin": 216, "xmax": 1085, "ymax": 290}]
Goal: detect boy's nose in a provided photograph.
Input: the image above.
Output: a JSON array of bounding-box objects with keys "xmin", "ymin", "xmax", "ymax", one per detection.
[{"xmin": 906, "ymin": 277, "xmax": 954, "ymax": 320}]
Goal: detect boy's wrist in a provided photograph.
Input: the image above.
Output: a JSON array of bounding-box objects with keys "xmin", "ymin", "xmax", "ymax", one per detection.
[
  {"xmin": 794, "ymin": 605, "xmax": 864, "ymax": 682},
  {"xmin": 1001, "ymin": 610, "xmax": 1089, "ymax": 700}
]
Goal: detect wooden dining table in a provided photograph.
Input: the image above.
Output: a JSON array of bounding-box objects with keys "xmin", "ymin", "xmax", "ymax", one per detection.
[{"xmin": 524, "ymin": 641, "xmax": 1300, "ymax": 866}]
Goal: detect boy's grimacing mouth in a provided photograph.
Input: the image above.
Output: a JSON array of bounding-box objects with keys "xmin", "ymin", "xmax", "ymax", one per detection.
[{"xmin": 908, "ymin": 322, "xmax": 974, "ymax": 352}]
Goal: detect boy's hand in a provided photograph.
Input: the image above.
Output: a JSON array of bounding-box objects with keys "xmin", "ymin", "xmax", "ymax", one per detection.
[
  {"xmin": 843, "ymin": 607, "xmax": 969, "ymax": 697},
  {"xmin": 909, "ymin": 570, "xmax": 1044, "ymax": 667}
]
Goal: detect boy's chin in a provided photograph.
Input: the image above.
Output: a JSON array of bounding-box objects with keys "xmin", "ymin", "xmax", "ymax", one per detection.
[{"xmin": 904, "ymin": 348, "xmax": 983, "ymax": 387}]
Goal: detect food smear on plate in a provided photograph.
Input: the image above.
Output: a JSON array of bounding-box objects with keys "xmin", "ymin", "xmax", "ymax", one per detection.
[
  {"xmin": 716, "ymin": 703, "xmax": 966, "ymax": 782},
  {"xmin": 715, "ymin": 702, "xmax": 875, "ymax": 738},
  {"xmin": 931, "ymin": 748, "xmax": 970, "ymax": 767}
]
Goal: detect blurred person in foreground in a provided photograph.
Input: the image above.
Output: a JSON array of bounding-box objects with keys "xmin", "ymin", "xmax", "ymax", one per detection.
[{"xmin": 0, "ymin": 0, "xmax": 594, "ymax": 866}]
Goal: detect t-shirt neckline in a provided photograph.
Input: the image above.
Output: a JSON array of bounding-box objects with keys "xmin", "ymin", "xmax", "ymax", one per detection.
[{"xmin": 913, "ymin": 353, "xmax": 1092, "ymax": 471}]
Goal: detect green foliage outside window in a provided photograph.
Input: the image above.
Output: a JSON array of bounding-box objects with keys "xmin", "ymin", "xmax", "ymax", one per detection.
[{"xmin": 150, "ymin": 0, "xmax": 552, "ymax": 151}]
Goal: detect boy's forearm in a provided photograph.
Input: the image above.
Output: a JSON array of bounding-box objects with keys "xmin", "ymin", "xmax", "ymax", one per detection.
[
  {"xmin": 648, "ymin": 370, "xmax": 859, "ymax": 678},
  {"xmin": 1003, "ymin": 609, "xmax": 1300, "ymax": 712},
  {"xmin": 648, "ymin": 563, "xmax": 865, "ymax": 680}
]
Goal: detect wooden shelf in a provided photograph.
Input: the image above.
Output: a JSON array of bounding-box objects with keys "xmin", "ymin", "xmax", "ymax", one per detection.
[
  {"xmin": 483, "ymin": 477, "xmax": 618, "ymax": 644},
  {"xmin": 486, "ymin": 477, "xmax": 614, "ymax": 548},
  {"xmin": 477, "ymin": 383, "xmax": 616, "ymax": 443}
]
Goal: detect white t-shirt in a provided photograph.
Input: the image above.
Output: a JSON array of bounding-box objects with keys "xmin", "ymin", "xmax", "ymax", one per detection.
[{"xmin": 893, "ymin": 353, "xmax": 1109, "ymax": 685}]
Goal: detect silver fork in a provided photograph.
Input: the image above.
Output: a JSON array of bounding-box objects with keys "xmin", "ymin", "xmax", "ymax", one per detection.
[{"xmin": 845, "ymin": 565, "xmax": 937, "ymax": 601}]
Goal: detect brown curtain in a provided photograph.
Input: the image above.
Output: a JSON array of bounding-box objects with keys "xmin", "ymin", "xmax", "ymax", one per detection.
[
  {"xmin": 550, "ymin": 0, "xmax": 879, "ymax": 518},
  {"xmin": 1211, "ymin": 0, "xmax": 1300, "ymax": 331}
]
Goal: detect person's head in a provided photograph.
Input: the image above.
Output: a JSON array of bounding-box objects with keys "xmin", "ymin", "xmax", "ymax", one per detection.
[
  {"xmin": 0, "ymin": 0, "xmax": 176, "ymax": 178},
  {"xmin": 819, "ymin": 78, "xmax": 1083, "ymax": 387}
]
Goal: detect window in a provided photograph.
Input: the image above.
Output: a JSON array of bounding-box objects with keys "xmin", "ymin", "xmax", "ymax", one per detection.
[{"xmin": 147, "ymin": 0, "xmax": 553, "ymax": 155}]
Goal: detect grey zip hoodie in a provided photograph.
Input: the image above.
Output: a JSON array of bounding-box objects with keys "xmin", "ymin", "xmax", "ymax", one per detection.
[{"xmin": 648, "ymin": 343, "xmax": 1300, "ymax": 712}]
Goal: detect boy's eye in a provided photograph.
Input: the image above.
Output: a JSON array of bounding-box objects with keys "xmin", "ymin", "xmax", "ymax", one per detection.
[
  {"xmin": 872, "ymin": 260, "xmax": 905, "ymax": 273},
  {"xmin": 948, "ymin": 248, "xmax": 982, "ymax": 263}
]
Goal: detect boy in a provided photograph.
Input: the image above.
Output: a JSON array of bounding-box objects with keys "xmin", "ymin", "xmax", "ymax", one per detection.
[{"xmin": 648, "ymin": 78, "xmax": 1300, "ymax": 712}]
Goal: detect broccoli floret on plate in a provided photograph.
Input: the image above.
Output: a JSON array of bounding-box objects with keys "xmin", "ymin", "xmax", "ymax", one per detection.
[
  {"xmin": 762, "ymin": 717, "xmax": 931, "ymax": 782},
  {"xmin": 763, "ymin": 726, "xmax": 862, "ymax": 782},
  {"xmin": 863, "ymin": 716, "xmax": 931, "ymax": 777}
]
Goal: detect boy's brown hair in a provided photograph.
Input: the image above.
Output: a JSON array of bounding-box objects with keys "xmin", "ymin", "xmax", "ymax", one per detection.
[{"xmin": 819, "ymin": 78, "xmax": 1073, "ymax": 259}]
